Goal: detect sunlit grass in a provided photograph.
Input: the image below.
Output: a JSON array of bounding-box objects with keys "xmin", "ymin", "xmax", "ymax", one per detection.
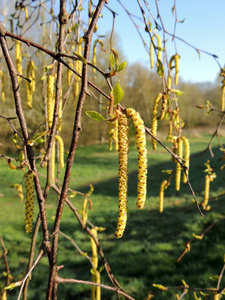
[{"xmin": 1, "ymin": 136, "xmax": 225, "ymax": 299}]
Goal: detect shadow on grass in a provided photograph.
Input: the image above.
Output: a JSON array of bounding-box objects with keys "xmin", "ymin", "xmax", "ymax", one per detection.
[
  {"xmin": 2, "ymin": 145, "xmax": 225, "ymax": 300},
  {"xmin": 59, "ymin": 145, "xmax": 225, "ymax": 299}
]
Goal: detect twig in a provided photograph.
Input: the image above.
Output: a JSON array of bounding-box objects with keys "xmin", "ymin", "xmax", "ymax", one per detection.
[
  {"xmin": 56, "ymin": 276, "xmax": 135, "ymax": 300},
  {"xmin": 52, "ymin": 184, "xmax": 123, "ymax": 292},
  {"xmin": 0, "ymin": 236, "xmax": 11, "ymax": 286},
  {"xmin": 145, "ymin": 126, "xmax": 204, "ymax": 217},
  {"xmin": 17, "ymin": 248, "xmax": 44, "ymax": 300}
]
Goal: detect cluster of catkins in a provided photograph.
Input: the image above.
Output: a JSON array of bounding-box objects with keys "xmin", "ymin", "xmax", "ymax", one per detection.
[{"xmin": 115, "ymin": 108, "xmax": 147, "ymax": 239}]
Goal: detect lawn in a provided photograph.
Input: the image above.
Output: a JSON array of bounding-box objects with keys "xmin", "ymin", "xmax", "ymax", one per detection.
[{"xmin": 1, "ymin": 135, "xmax": 225, "ymax": 299}]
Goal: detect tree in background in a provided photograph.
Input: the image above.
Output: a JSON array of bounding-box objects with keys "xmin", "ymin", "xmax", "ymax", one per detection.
[{"xmin": 0, "ymin": 1, "xmax": 225, "ymax": 299}]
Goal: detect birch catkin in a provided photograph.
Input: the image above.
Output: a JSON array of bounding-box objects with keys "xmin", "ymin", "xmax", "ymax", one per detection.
[
  {"xmin": 126, "ymin": 108, "xmax": 147, "ymax": 209},
  {"xmin": 25, "ymin": 171, "xmax": 34, "ymax": 233},
  {"xmin": 174, "ymin": 54, "xmax": 180, "ymax": 85},
  {"xmin": 46, "ymin": 74, "xmax": 55, "ymax": 129},
  {"xmin": 90, "ymin": 228, "xmax": 100, "ymax": 300},
  {"xmin": 175, "ymin": 138, "xmax": 183, "ymax": 191},
  {"xmin": 55, "ymin": 135, "xmax": 64, "ymax": 169},
  {"xmin": 150, "ymin": 34, "xmax": 162, "ymax": 69},
  {"xmin": 15, "ymin": 41, "xmax": 22, "ymax": 83},
  {"xmin": 115, "ymin": 113, "xmax": 129, "ymax": 239},
  {"xmin": 159, "ymin": 180, "xmax": 169, "ymax": 213},
  {"xmin": 0, "ymin": 70, "xmax": 5, "ymax": 102},
  {"xmin": 221, "ymin": 79, "xmax": 225, "ymax": 111},
  {"xmin": 182, "ymin": 137, "xmax": 190, "ymax": 183},
  {"xmin": 151, "ymin": 93, "xmax": 162, "ymax": 150}
]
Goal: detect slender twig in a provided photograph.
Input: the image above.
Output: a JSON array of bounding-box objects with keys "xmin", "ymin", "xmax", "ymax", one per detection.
[
  {"xmin": 17, "ymin": 248, "xmax": 44, "ymax": 300},
  {"xmin": 192, "ymin": 110, "xmax": 225, "ymax": 159},
  {"xmin": 52, "ymin": 185, "xmax": 123, "ymax": 291},
  {"xmin": 0, "ymin": 236, "xmax": 11, "ymax": 286},
  {"xmin": 59, "ymin": 231, "xmax": 94, "ymax": 267},
  {"xmin": 0, "ymin": 114, "xmax": 24, "ymax": 142},
  {"xmin": 145, "ymin": 126, "xmax": 203, "ymax": 217},
  {"xmin": 56, "ymin": 276, "xmax": 135, "ymax": 300},
  {"xmin": 4, "ymin": 30, "xmax": 111, "ymax": 102},
  {"xmin": 177, "ymin": 217, "xmax": 225, "ymax": 262}
]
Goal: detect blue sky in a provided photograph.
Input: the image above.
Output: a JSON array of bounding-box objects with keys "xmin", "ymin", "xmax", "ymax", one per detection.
[{"xmin": 96, "ymin": 0, "xmax": 225, "ymax": 83}]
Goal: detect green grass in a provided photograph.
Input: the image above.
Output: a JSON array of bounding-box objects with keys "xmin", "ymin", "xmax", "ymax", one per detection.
[{"xmin": 1, "ymin": 135, "xmax": 225, "ymax": 299}]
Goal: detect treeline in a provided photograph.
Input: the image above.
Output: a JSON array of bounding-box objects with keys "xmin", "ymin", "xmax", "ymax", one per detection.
[{"xmin": 0, "ymin": 42, "xmax": 222, "ymax": 153}]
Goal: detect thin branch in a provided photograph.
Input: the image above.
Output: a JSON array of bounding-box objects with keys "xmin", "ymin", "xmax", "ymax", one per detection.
[
  {"xmin": 59, "ymin": 231, "xmax": 94, "ymax": 267},
  {"xmin": 52, "ymin": 185, "xmax": 123, "ymax": 291},
  {"xmin": 17, "ymin": 248, "xmax": 44, "ymax": 300},
  {"xmin": 0, "ymin": 236, "xmax": 11, "ymax": 286},
  {"xmin": 4, "ymin": 30, "xmax": 111, "ymax": 102},
  {"xmin": 56, "ymin": 276, "xmax": 135, "ymax": 300},
  {"xmin": 145, "ymin": 126, "xmax": 203, "ymax": 217}
]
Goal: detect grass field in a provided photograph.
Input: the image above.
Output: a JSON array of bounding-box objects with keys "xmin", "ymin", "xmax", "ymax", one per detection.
[{"xmin": 1, "ymin": 135, "xmax": 225, "ymax": 299}]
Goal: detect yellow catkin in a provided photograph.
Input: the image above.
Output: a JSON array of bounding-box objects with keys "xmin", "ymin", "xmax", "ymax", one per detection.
[
  {"xmin": 155, "ymin": 34, "xmax": 162, "ymax": 67},
  {"xmin": 92, "ymin": 39, "xmax": 104, "ymax": 74},
  {"xmin": 174, "ymin": 54, "xmax": 180, "ymax": 85},
  {"xmin": 182, "ymin": 137, "xmax": 190, "ymax": 183},
  {"xmin": 0, "ymin": 70, "xmax": 5, "ymax": 102},
  {"xmin": 203, "ymin": 175, "xmax": 210, "ymax": 209},
  {"xmin": 150, "ymin": 40, "xmax": 154, "ymax": 69},
  {"xmin": 95, "ymin": 270, "xmax": 101, "ymax": 300},
  {"xmin": 49, "ymin": 139, "xmax": 55, "ymax": 186},
  {"xmin": 47, "ymin": 74, "xmax": 55, "ymax": 129},
  {"xmin": 221, "ymin": 79, "xmax": 225, "ymax": 111},
  {"xmin": 55, "ymin": 135, "xmax": 64, "ymax": 169},
  {"xmin": 169, "ymin": 54, "xmax": 180, "ymax": 86},
  {"xmin": 126, "ymin": 108, "xmax": 147, "ymax": 209},
  {"xmin": 90, "ymin": 228, "xmax": 99, "ymax": 300},
  {"xmin": 157, "ymin": 94, "xmax": 167, "ymax": 120},
  {"xmin": 167, "ymin": 74, "xmax": 172, "ymax": 92},
  {"xmin": 151, "ymin": 93, "xmax": 162, "ymax": 150},
  {"xmin": 175, "ymin": 138, "xmax": 183, "ymax": 191},
  {"xmin": 77, "ymin": 37, "xmax": 83, "ymax": 79},
  {"xmin": 15, "ymin": 41, "xmax": 22, "ymax": 83},
  {"xmin": 74, "ymin": 38, "xmax": 83, "ymax": 98},
  {"xmin": 25, "ymin": 171, "xmax": 34, "ymax": 233},
  {"xmin": 26, "ymin": 61, "xmax": 35, "ymax": 108},
  {"xmin": 88, "ymin": 0, "xmax": 92, "ymax": 25},
  {"xmin": 82, "ymin": 198, "xmax": 88, "ymax": 225},
  {"xmin": 159, "ymin": 180, "xmax": 169, "ymax": 213},
  {"xmin": 16, "ymin": 183, "xmax": 24, "ymax": 202},
  {"xmin": 115, "ymin": 113, "xmax": 129, "ymax": 239},
  {"xmin": 57, "ymin": 90, "xmax": 62, "ymax": 132},
  {"xmin": 108, "ymin": 122, "xmax": 114, "ymax": 151},
  {"xmin": 113, "ymin": 118, "xmax": 119, "ymax": 150},
  {"xmin": 24, "ymin": 7, "xmax": 28, "ymax": 21},
  {"xmin": 167, "ymin": 119, "xmax": 173, "ymax": 142},
  {"xmin": 67, "ymin": 59, "xmax": 73, "ymax": 86},
  {"xmin": 90, "ymin": 228, "xmax": 98, "ymax": 269},
  {"xmin": 150, "ymin": 34, "xmax": 162, "ymax": 69}
]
